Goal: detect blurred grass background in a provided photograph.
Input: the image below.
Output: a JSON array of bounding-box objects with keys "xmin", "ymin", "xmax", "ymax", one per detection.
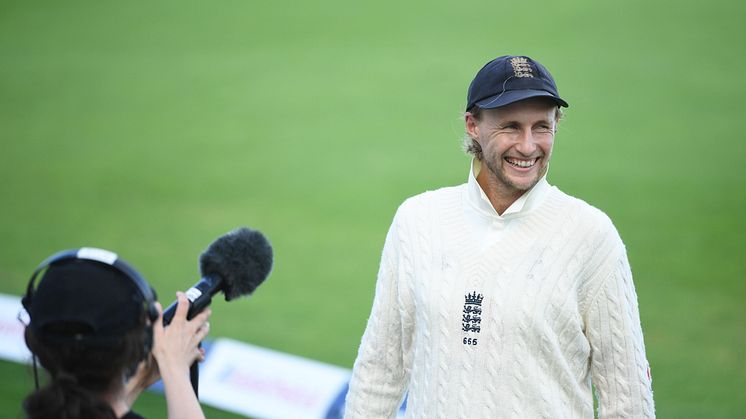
[{"xmin": 1, "ymin": 0, "xmax": 744, "ymax": 417}]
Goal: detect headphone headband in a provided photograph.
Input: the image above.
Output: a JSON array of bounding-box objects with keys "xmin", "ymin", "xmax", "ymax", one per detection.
[
  {"xmin": 23, "ymin": 247, "xmax": 159, "ymax": 391},
  {"xmin": 23, "ymin": 247, "xmax": 158, "ymax": 323}
]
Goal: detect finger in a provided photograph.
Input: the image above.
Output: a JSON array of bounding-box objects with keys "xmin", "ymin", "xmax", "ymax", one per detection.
[
  {"xmin": 190, "ymin": 308, "xmax": 211, "ymax": 328},
  {"xmin": 173, "ymin": 292, "xmax": 190, "ymax": 321},
  {"xmin": 185, "ymin": 310, "xmax": 210, "ymax": 337},
  {"xmin": 195, "ymin": 321, "xmax": 210, "ymax": 342},
  {"xmin": 193, "ymin": 348, "xmax": 205, "ymax": 364}
]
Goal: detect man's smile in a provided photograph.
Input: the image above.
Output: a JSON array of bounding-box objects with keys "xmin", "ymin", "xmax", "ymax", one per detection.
[{"xmin": 504, "ymin": 157, "xmax": 539, "ymax": 169}]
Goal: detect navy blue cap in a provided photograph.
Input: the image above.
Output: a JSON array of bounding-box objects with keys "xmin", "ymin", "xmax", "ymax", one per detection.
[{"xmin": 466, "ymin": 55, "xmax": 569, "ymax": 111}]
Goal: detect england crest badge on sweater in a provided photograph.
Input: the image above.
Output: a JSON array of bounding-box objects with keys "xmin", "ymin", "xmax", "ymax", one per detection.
[{"xmin": 462, "ymin": 291, "xmax": 482, "ymax": 346}]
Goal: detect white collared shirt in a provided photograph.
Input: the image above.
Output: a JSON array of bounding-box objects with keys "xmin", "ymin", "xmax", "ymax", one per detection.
[{"xmin": 464, "ymin": 159, "xmax": 553, "ymax": 252}]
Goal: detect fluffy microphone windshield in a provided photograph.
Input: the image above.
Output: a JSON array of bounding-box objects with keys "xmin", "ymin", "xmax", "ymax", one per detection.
[{"xmin": 199, "ymin": 227, "xmax": 273, "ymax": 301}]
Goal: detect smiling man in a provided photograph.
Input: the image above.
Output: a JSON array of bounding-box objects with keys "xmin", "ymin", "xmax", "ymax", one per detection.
[{"xmin": 344, "ymin": 55, "xmax": 655, "ymax": 418}]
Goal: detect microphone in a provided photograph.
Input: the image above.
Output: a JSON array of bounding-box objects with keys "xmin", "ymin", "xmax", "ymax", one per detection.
[{"xmin": 162, "ymin": 226, "xmax": 273, "ymax": 325}]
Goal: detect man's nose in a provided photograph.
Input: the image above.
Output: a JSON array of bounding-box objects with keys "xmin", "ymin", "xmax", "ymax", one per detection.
[{"xmin": 514, "ymin": 130, "xmax": 537, "ymax": 155}]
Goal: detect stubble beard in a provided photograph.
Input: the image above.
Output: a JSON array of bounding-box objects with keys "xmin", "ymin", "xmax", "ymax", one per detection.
[{"xmin": 483, "ymin": 156, "xmax": 547, "ymax": 197}]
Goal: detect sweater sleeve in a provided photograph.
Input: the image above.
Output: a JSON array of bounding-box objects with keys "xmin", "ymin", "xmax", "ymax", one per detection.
[
  {"xmin": 345, "ymin": 209, "xmax": 413, "ymax": 419},
  {"xmin": 585, "ymin": 232, "xmax": 655, "ymax": 418}
]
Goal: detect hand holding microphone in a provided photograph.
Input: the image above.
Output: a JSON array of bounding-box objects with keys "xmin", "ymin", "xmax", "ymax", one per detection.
[
  {"xmin": 154, "ymin": 293, "xmax": 212, "ymax": 372},
  {"xmin": 125, "ymin": 292, "xmax": 213, "ymax": 416}
]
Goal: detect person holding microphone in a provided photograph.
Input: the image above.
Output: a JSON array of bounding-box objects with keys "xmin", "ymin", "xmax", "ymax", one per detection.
[{"xmin": 21, "ymin": 247, "xmax": 210, "ymax": 419}]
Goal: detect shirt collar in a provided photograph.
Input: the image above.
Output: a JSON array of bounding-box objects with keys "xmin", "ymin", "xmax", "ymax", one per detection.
[{"xmin": 466, "ymin": 159, "xmax": 551, "ymax": 218}]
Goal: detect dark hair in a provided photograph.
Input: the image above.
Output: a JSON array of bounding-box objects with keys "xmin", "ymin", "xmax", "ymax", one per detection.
[{"xmin": 22, "ymin": 318, "xmax": 151, "ymax": 419}]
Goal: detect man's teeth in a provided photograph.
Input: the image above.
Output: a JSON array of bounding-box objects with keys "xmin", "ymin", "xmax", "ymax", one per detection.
[{"xmin": 506, "ymin": 158, "xmax": 537, "ymax": 168}]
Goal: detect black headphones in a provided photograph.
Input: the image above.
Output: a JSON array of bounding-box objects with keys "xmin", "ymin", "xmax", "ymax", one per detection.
[
  {"xmin": 22, "ymin": 248, "xmax": 159, "ymax": 389},
  {"xmin": 23, "ymin": 247, "xmax": 159, "ymax": 322}
]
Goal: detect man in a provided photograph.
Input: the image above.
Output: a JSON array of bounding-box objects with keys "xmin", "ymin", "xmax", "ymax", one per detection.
[{"xmin": 345, "ymin": 55, "xmax": 654, "ymax": 418}]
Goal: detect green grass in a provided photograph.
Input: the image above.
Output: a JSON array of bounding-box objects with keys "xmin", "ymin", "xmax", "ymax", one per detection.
[{"xmin": 1, "ymin": 0, "xmax": 745, "ymax": 417}]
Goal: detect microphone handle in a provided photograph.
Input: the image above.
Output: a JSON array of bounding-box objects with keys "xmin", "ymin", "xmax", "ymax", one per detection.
[
  {"xmin": 159, "ymin": 276, "xmax": 223, "ymax": 396},
  {"xmin": 161, "ymin": 276, "xmax": 223, "ymax": 326},
  {"xmin": 190, "ymin": 346, "xmax": 200, "ymax": 398}
]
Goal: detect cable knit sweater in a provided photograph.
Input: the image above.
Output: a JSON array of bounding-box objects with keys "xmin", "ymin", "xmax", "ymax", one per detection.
[{"xmin": 345, "ymin": 167, "xmax": 654, "ymax": 419}]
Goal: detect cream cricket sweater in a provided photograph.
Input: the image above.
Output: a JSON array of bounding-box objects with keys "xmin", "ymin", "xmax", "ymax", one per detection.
[{"xmin": 345, "ymin": 166, "xmax": 655, "ymax": 418}]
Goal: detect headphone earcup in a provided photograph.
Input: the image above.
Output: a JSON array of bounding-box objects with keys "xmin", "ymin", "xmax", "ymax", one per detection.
[
  {"xmin": 147, "ymin": 304, "xmax": 159, "ymax": 323},
  {"xmin": 146, "ymin": 286, "xmax": 158, "ymax": 323}
]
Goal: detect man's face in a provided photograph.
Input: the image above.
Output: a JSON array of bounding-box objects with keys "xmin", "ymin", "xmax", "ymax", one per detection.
[{"xmin": 465, "ymin": 97, "xmax": 558, "ymax": 198}]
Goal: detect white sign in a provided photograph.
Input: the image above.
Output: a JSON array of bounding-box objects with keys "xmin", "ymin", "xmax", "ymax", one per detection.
[
  {"xmin": 0, "ymin": 294, "xmax": 31, "ymax": 363},
  {"xmin": 199, "ymin": 338, "xmax": 351, "ymax": 419}
]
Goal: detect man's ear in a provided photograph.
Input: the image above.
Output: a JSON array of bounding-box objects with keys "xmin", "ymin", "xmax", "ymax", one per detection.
[{"xmin": 465, "ymin": 113, "xmax": 479, "ymax": 139}]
